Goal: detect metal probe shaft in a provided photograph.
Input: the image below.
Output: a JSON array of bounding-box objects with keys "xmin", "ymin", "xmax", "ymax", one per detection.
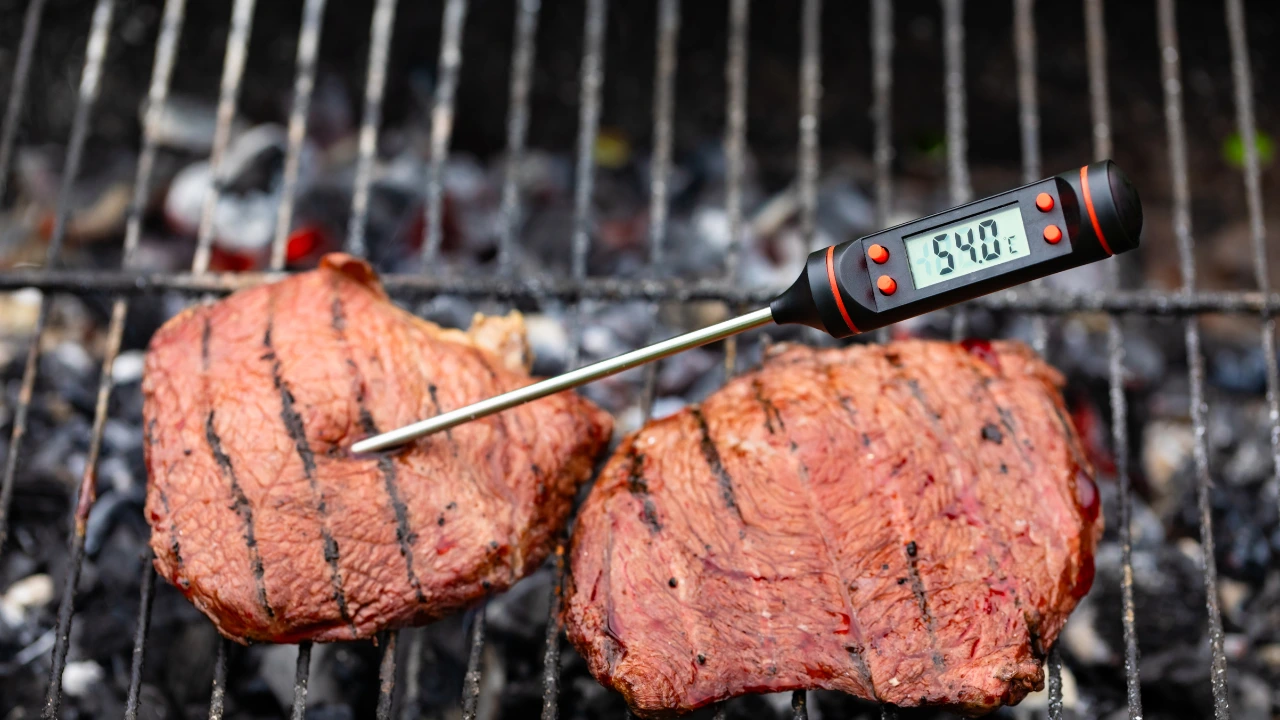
[{"xmin": 351, "ymin": 307, "xmax": 775, "ymax": 454}]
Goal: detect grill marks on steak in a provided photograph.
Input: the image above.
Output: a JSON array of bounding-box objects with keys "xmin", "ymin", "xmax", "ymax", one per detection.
[
  {"xmin": 565, "ymin": 341, "xmax": 1101, "ymax": 716},
  {"xmin": 689, "ymin": 407, "xmax": 742, "ymax": 520},
  {"xmin": 329, "ymin": 285, "xmax": 428, "ymax": 605},
  {"xmin": 144, "ymin": 253, "xmax": 612, "ymax": 643},
  {"xmin": 200, "ymin": 316, "xmax": 275, "ymax": 621},
  {"xmin": 264, "ymin": 285, "xmax": 356, "ymax": 634}
]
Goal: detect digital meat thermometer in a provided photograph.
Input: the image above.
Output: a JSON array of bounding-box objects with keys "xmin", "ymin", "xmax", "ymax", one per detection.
[{"xmin": 352, "ymin": 159, "xmax": 1142, "ymax": 454}]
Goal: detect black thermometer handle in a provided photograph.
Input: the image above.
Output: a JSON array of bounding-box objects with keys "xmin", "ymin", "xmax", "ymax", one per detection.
[{"xmin": 770, "ymin": 159, "xmax": 1143, "ymax": 338}]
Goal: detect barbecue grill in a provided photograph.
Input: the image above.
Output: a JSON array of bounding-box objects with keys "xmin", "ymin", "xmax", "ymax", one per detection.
[{"xmin": 0, "ymin": 0, "xmax": 1275, "ymax": 718}]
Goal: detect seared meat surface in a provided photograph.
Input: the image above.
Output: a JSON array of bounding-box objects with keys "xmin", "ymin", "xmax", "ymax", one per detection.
[
  {"xmin": 565, "ymin": 340, "xmax": 1100, "ymax": 717},
  {"xmin": 143, "ymin": 253, "xmax": 613, "ymax": 643}
]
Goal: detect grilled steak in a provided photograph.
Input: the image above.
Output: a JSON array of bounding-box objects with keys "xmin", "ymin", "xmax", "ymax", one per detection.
[
  {"xmin": 565, "ymin": 340, "xmax": 1100, "ymax": 716},
  {"xmin": 143, "ymin": 253, "xmax": 613, "ymax": 644}
]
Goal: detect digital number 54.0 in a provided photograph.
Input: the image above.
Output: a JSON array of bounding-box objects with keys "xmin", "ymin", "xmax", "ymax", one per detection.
[{"xmin": 928, "ymin": 218, "xmax": 1015, "ymax": 276}]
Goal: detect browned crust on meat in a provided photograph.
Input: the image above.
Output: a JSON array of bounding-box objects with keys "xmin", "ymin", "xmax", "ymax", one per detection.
[
  {"xmin": 143, "ymin": 253, "xmax": 613, "ymax": 643},
  {"xmin": 564, "ymin": 340, "xmax": 1100, "ymax": 717}
]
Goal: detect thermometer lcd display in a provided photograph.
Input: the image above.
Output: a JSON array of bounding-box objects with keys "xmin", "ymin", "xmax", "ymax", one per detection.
[{"xmin": 903, "ymin": 204, "xmax": 1031, "ymax": 289}]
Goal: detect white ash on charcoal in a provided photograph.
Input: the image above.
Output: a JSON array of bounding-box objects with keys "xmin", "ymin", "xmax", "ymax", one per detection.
[
  {"xmin": 164, "ymin": 123, "xmax": 321, "ymax": 269},
  {"xmin": 135, "ymin": 112, "xmax": 913, "ymax": 293},
  {"xmin": 1140, "ymin": 384, "xmax": 1280, "ymax": 583}
]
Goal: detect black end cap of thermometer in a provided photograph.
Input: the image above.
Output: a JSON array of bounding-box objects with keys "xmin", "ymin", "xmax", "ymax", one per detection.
[
  {"xmin": 1069, "ymin": 159, "xmax": 1143, "ymax": 255},
  {"xmin": 770, "ymin": 159, "xmax": 1142, "ymax": 339}
]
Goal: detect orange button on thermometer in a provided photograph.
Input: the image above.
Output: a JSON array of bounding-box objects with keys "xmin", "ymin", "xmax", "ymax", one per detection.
[
  {"xmin": 1043, "ymin": 224, "xmax": 1062, "ymax": 244},
  {"xmin": 1035, "ymin": 192, "xmax": 1055, "ymax": 212},
  {"xmin": 867, "ymin": 243, "xmax": 889, "ymax": 264},
  {"xmin": 876, "ymin": 276, "xmax": 897, "ymax": 295}
]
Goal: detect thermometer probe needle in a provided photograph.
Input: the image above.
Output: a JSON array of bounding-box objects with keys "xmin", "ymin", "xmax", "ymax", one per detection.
[{"xmin": 350, "ymin": 307, "xmax": 775, "ymax": 454}]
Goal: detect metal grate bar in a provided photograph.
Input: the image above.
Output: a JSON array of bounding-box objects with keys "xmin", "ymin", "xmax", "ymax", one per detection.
[
  {"xmin": 1014, "ymin": 0, "xmax": 1049, "ymax": 356},
  {"xmin": 346, "ymin": 0, "xmax": 398, "ymax": 258},
  {"xmin": 797, "ymin": 0, "xmax": 824, "ymax": 351},
  {"xmin": 569, "ymin": 0, "xmax": 608, "ymax": 284},
  {"xmin": 422, "ymin": 0, "xmax": 471, "ymax": 264},
  {"xmin": 638, "ymin": 0, "xmax": 681, "ymax": 423},
  {"xmin": 791, "ymin": 688, "xmax": 807, "ymax": 719},
  {"xmin": 497, "ymin": 0, "xmax": 541, "ymax": 276},
  {"xmin": 0, "ymin": 0, "xmax": 47, "ymax": 203},
  {"xmin": 1156, "ymin": 1, "xmax": 1230, "ymax": 715},
  {"xmin": 460, "ymin": 604, "xmax": 487, "ymax": 720},
  {"xmin": 942, "ymin": 0, "xmax": 970, "ymax": 340},
  {"xmin": 871, "ymin": 0, "xmax": 893, "ymax": 231},
  {"xmin": 1014, "ymin": 0, "xmax": 1039, "ymax": 187},
  {"xmin": 124, "ymin": 557, "xmax": 158, "ymax": 720},
  {"xmin": 270, "ymin": 0, "xmax": 328, "ymax": 271},
  {"xmin": 1108, "ymin": 311, "xmax": 1142, "ymax": 720},
  {"xmin": 6, "ymin": 268, "xmax": 1280, "ymax": 314},
  {"xmin": 6, "ymin": 2, "xmax": 117, "ymax": 715},
  {"xmin": 541, "ymin": 541, "xmax": 569, "ymax": 720},
  {"xmin": 563, "ymin": 0, "xmax": 609, "ymax": 379},
  {"xmin": 871, "ymin": 0, "xmax": 893, "ymax": 345},
  {"xmin": 1046, "ymin": 645, "xmax": 1063, "ymax": 720},
  {"xmin": 1224, "ymin": 0, "xmax": 1280, "ymax": 551},
  {"xmin": 377, "ymin": 631, "xmax": 398, "ymax": 720},
  {"xmin": 546, "ymin": 1, "xmax": 609, "ymax": 714},
  {"xmin": 1084, "ymin": 1, "xmax": 1144, "ymax": 717},
  {"xmin": 292, "ymin": 642, "xmax": 313, "ymax": 720},
  {"xmin": 723, "ymin": 0, "xmax": 749, "ymax": 281},
  {"xmin": 208, "ymin": 638, "xmax": 230, "ymax": 720},
  {"xmin": 1084, "ymin": 0, "xmax": 1112, "ymax": 160},
  {"xmin": 649, "ymin": 0, "xmax": 680, "ymax": 270},
  {"xmin": 190, "ymin": 0, "xmax": 257, "ymax": 275},
  {"xmin": 798, "ymin": 0, "xmax": 821, "ymax": 252},
  {"xmin": 942, "ymin": 0, "xmax": 971, "ymax": 205},
  {"xmin": 720, "ymin": 0, "xmax": 748, "ymax": 371}
]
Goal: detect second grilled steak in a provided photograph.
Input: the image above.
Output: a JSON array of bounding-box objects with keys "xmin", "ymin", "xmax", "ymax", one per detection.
[
  {"xmin": 565, "ymin": 340, "xmax": 1100, "ymax": 716},
  {"xmin": 143, "ymin": 253, "xmax": 613, "ymax": 644}
]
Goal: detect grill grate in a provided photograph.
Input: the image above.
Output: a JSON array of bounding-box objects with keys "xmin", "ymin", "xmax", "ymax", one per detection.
[
  {"xmin": 1156, "ymin": 2, "xmax": 1232, "ymax": 715},
  {"xmin": 0, "ymin": 1, "xmax": 1274, "ymax": 718}
]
